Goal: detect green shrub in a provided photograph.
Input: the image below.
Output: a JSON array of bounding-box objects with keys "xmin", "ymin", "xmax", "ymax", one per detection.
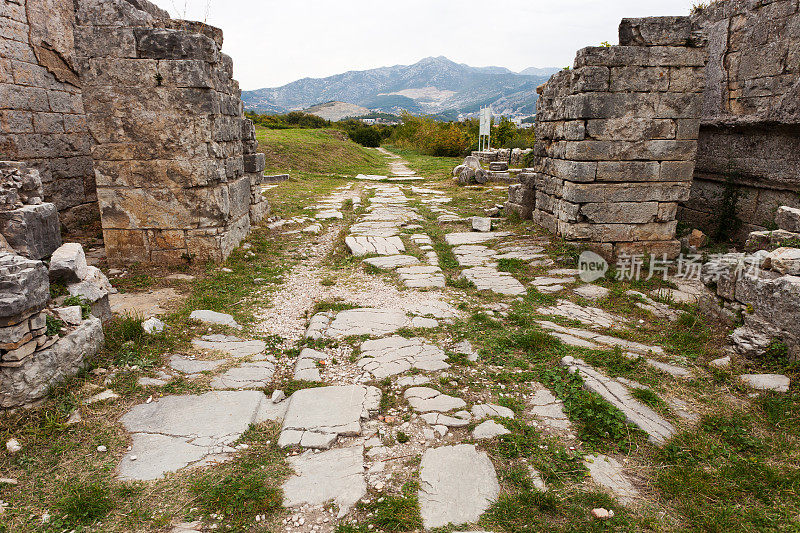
[
  {"xmin": 53, "ymin": 478, "xmax": 115, "ymax": 526},
  {"xmin": 348, "ymin": 126, "xmax": 382, "ymax": 147},
  {"xmin": 63, "ymin": 295, "xmax": 92, "ymax": 319}
]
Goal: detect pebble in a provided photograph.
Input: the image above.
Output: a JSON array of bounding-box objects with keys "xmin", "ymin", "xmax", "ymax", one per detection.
[
  {"xmin": 97, "ymin": 445, "xmax": 107, "ymax": 452},
  {"xmin": 591, "ymin": 508, "xmax": 614, "ymax": 519},
  {"xmin": 5, "ymin": 439, "xmax": 21, "ymax": 454}
]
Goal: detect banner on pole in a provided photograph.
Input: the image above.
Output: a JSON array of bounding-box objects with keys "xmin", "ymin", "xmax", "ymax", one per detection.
[{"xmin": 479, "ymin": 107, "xmax": 491, "ymax": 136}]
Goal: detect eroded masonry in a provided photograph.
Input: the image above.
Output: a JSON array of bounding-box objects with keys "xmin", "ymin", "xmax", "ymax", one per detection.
[
  {"xmin": 507, "ymin": 2, "xmax": 800, "ymax": 258},
  {"xmin": 1, "ymin": 0, "xmax": 267, "ymax": 265}
]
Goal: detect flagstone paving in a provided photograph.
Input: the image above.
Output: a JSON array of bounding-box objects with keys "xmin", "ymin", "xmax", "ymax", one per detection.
[{"xmin": 104, "ymin": 148, "xmax": 749, "ymax": 531}]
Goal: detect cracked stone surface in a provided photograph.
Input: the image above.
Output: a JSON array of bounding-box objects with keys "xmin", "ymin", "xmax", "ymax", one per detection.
[
  {"xmin": 279, "ymin": 385, "xmax": 381, "ymax": 448},
  {"xmin": 452, "ymin": 245, "xmax": 497, "ymax": 267},
  {"xmin": 363, "ymin": 255, "xmax": 420, "ymax": 270},
  {"xmin": 462, "ymin": 266, "xmax": 526, "ymax": 295},
  {"xmin": 421, "ymin": 411, "xmax": 472, "ymax": 427},
  {"xmin": 283, "ymin": 446, "xmax": 366, "ymax": 518},
  {"xmin": 191, "ymin": 335, "xmax": 266, "ymax": 358},
  {"xmin": 562, "ymin": 356, "xmax": 675, "ymax": 444},
  {"xmin": 404, "ymin": 387, "xmax": 466, "ymax": 413},
  {"xmin": 294, "ymin": 347, "xmax": 327, "ymax": 382},
  {"xmin": 529, "ymin": 387, "xmax": 571, "ymax": 431},
  {"xmin": 397, "ymin": 265, "xmax": 446, "ymax": 288},
  {"xmin": 472, "ymin": 403, "xmax": 515, "ymax": 419},
  {"xmin": 210, "ymin": 361, "xmax": 275, "ymax": 390},
  {"xmin": 118, "ymin": 391, "xmax": 276, "ymax": 480},
  {"xmin": 538, "ymin": 301, "xmax": 625, "ymax": 329},
  {"xmin": 574, "ymin": 284, "xmax": 611, "ymax": 300},
  {"xmin": 358, "ymin": 336, "xmax": 449, "ymax": 379},
  {"xmin": 346, "ymin": 235, "xmax": 405, "ymax": 256},
  {"xmin": 189, "ymin": 310, "xmax": 242, "ymax": 330},
  {"xmin": 444, "ymin": 232, "xmax": 511, "ymax": 246},
  {"xmin": 320, "ymin": 308, "xmax": 410, "ymax": 338},
  {"xmin": 473, "ymin": 420, "xmax": 510, "ymax": 439},
  {"xmin": 538, "ymin": 321, "xmax": 665, "ymax": 355},
  {"xmin": 418, "ymin": 444, "xmax": 500, "ymax": 529},
  {"xmin": 584, "ymin": 454, "xmax": 639, "ymax": 505}
]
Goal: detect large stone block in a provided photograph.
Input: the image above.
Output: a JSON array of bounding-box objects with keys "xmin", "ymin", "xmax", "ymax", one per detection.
[
  {"xmin": 243, "ymin": 153, "xmax": 265, "ymax": 174},
  {"xmin": 619, "ymin": 17, "xmax": 694, "ymax": 47},
  {"xmin": 580, "ymin": 202, "xmax": 659, "ymax": 224},
  {"xmin": 776, "ymin": 206, "xmax": 800, "ymax": 233},
  {"xmin": 562, "ymin": 181, "xmax": 691, "ymax": 203},
  {"xmin": 0, "ymin": 317, "xmax": 104, "ymax": 408},
  {"xmin": 49, "ymin": 242, "xmax": 87, "ymax": 283},
  {"xmin": 0, "ymin": 203, "xmax": 62, "ymax": 260},
  {"xmin": 0, "ymin": 252, "xmax": 49, "ymax": 321},
  {"xmin": 134, "ymin": 28, "xmax": 219, "ymax": 62}
]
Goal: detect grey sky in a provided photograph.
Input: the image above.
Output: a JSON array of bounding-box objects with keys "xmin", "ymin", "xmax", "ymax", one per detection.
[{"xmin": 150, "ymin": 0, "xmax": 699, "ymax": 91}]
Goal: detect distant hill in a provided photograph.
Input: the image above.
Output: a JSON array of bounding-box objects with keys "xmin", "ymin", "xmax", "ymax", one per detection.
[
  {"xmin": 242, "ymin": 56, "xmax": 559, "ymax": 117},
  {"xmin": 519, "ymin": 67, "xmax": 562, "ymax": 77},
  {"xmin": 303, "ymin": 101, "xmax": 371, "ymax": 122}
]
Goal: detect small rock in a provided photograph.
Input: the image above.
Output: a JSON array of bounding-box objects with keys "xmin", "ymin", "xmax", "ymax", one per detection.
[
  {"xmin": 472, "ymin": 217, "xmax": 492, "ymax": 232},
  {"xmin": 709, "ymin": 356, "xmax": 731, "ymax": 369},
  {"xmin": 55, "ymin": 305, "xmax": 83, "ymax": 325},
  {"xmin": 0, "ymin": 478, "xmax": 18, "ymax": 486},
  {"xmin": 97, "ymin": 445, "xmax": 107, "ymax": 452},
  {"xmin": 687, "ymin": 229, "xmax": 708, "ymax": 248},
  {"xmin": 5, "ymin": 439, "xmax": 21, "ymax": 454},
  {"xmin": 66, "ymin": 410, "xmax": 82, "ymax": 425},
  {"xmin": 591, "ymin": 508, "xmax": 614, "ymax": 520},
  {"xmin": 142, "ymin": 317, "xmax": 165, "ymax": 334},
  {"xmin": 739, "ymin": 374, "xmax": 790, "ymax": 393},
  {"xmin": 272, "ymin": 390, "xmax": 286, "ymax": 403}
]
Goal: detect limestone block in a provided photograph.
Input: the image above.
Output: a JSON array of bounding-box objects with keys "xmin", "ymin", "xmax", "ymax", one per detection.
[
  {"xmin": 243, "ymin": 153, "xmax": 265, "ymax": 174},
  {"xmin": 49, "ymin": 243, "xmax": 87, "ymax": 283},
  {"xmin": 618, "ymin": 17, "xmax": 694, "ymax": 47},
  {"xmin": 580, "ymin": 202, "xmax": 659, "ymax": 224},
  {"xmin": 134, "ymin": 28, "xmax": 219, "ymax": 62},
  {"xmin": 762, "ymin": 248, "xmax": 800, "ymax": 276},
  {"xmin": 562, "ymin": 182, "xmax": 691, "ymax": 204},
  {"xmin": 0, "ymin": 252, "xmax": 49, "ymax": 320},
  {"xmin": 776, "ymin": 206, "xmax": 800, "ymax": 233},
  {"xmin": 0, "ymin": 203, "xmax": 61, "ymax": 260},
  {"xmin": 0, "ymin": 317, "xmax": 103, "ymax": 408}
]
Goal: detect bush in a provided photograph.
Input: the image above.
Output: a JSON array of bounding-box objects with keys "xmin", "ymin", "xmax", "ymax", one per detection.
[{"xmin": 347, "ymin": 126, "xmax": 382, "ymax": 147}]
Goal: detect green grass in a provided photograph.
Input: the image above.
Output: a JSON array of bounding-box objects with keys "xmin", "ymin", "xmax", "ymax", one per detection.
[
  {"xmin": 257, "ymin": 127, "xmax": 389, "ymax": 176},
  {"xmin": 382, "ymin": 145, "xmax": 462, "ymax": 178}
]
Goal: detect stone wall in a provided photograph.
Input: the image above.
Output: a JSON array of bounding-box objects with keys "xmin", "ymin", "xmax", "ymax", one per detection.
[
  {"xmin": 514, "ymin": 17, "xmax": 705, "ymax": 259},
  {"xmin": 0, "ymin": 0, "xmax": 97, "ymax": 230},
  {"xmin": 0, "ymin": 0, "xmax": 267, "ymax": 265},
  {"xmin": 74, "ymin": 0, "xmax": 267, "ymax": 265},
  {"xmin": 680, "ymin": 0, "xmax": 800, "ymax": 241}
]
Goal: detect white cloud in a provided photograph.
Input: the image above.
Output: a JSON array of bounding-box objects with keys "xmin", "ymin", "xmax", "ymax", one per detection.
[{"xmin": 148, "ymin": 0, "xmax": 699, "ymax": 90}]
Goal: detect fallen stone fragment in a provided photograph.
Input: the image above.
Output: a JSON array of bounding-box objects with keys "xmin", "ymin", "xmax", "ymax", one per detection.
[
  {"xmin": 739, "ymin": 374, "xmax": 790, "ymax": 393},
  {"xmin": 283, "ymin": 446, "xmax": 366, "ymax": 518},
  {"xmin": 418, "ymin": 444, "xmax": 500, "ymax": 529},
  {"xmin": 142, "ymin": 317, "xmax": 165, "ymax": 334},
  {"xmin": 472, "ymin": 217, "xmax": 492, "ymax": 232},
  {"xmin": 49, "ymin": 243, "xmax": 87, "ymax": 283},
  {"xmin": 709, "ymin": 356, "xmax": 731, "ymax": 368},
  {"xmin": 55, "ymin": 306, "xmax": 83, "ymax": 325},
  {"xmin": 584, "ymin": 454, "xmax": 638, "ymax": 505},
  {"xmin": 591, "ymin": 508, "xmax": 615, "ymax": 520},
  {"xmin": 83, "ymin": 390, "xmax": 120, "ymax": 405},
  {"xmin": 189, "ymin": 310, "xmax": 242, "ymax": 330},
  {"xmin": 472, "ymin": 420, "xmax": 510, "ymax": 439}
]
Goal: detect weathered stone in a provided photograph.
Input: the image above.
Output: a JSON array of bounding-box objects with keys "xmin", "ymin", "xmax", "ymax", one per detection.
[
  {"xmin": 117, "ymin": 390, "xmax": 270, "ymax": 480},
  {"xmin": 404, "ymin": 387, "xmax": 466, "ymax": 413},
  {"xmin": 472, "ymin": 217, "xmax": 492, "ymax": 232},
  {"xmin": 776, "ymin": 207, "xmax": 800, "ymax": 233},
  {"xmin": 210, "ymin": 361, "xmax": 275, "ymax": 390},
  {"xmin": 279, "ymin": 385, "xmax": 380, "ymax": 448},
  {"xmin": 472, "ymin": 420, "xmax": 510, "ymax": 439},
  {"xmin": 418, "ymin": 445, "xmax": 500, "ymax": 529},
  {"xmin": 0, "ymin": 252, "xmax": 49, "ymax": 321},
  {"xmin": 283, "ymin": 446, "xmax": 366, "ymax": 518},
  {"xmin": 529, "ymin": 387, "xmax": 571, "ymax": 430},
  {"xmin": 763, "ymin": 248, "xmax": 800, "ymax": 276},
  {"xmin": 55, "ymin": 306, "xmax": 83, "ymax": 326},
  {"xmin": 49, "ymin": 243, "xmax": 87, "ymax": 283},
  {"xmin": 461, "ymin": 266, "xmax": 525, "ymax": 296},
  {"xmin": 358, "ymin": 336, "xmax": 449, "ymax": 379},
  {"xmin": 739, "ymin": 374, "xmax": 790, "ymax": 393},
  {"xmin": 472, "ymin": 403, "xmax": 515, "ymax": 420},
  {"xmin": 189, "ymin": 310, "xmax": 242, "ymax": 330},
  {"xmin": 168, "ymin": 354, "xmax": 224, "ymax": 375},
  {"xmin": 0, "ymin": 203, "xmax": 61, "ymax": 260},
  {"xmin": 583, "ymin": 454, "xmax": 639, "ymax": 505},
  {"xmin": 1, "ymin": 317, "xmax": 103, "ymax": 408},
  {"xmin": 192, "ymin": 335, "xmax": 265, "ymax": 358}
]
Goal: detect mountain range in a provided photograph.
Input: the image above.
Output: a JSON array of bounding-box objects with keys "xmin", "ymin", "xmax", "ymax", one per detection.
[{"xmin": 242, "ymin": 57, "xmax": 560, "ymax": 119}]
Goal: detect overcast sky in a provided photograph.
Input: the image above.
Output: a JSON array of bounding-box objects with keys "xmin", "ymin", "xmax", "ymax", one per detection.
[{"xmin": 150, "ymin": 0, "xmax": 698, "ymax": 91}]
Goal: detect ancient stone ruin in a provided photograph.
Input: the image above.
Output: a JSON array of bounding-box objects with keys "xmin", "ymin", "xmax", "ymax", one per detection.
[
  {"xmin": 1, "ymin": 0, "xmax": 268, "ymax": 265},
  {"xmin": 507, "ymin": 4, "xmax": 800, "ymax": 258}
]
